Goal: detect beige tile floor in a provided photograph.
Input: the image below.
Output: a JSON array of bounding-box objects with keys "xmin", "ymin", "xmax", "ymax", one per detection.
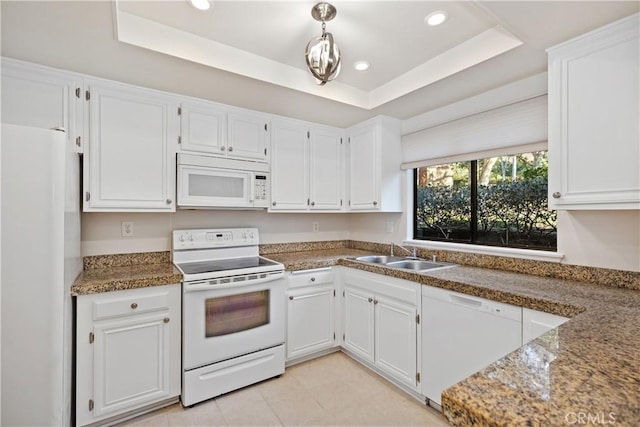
[{"xmin": 117, "ymin": 352, "xmax": 450, "ymax": 427}]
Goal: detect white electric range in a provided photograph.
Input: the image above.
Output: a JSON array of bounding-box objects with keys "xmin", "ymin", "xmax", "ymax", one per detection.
[{"xmin": 173, "ymin": 228, "xmax": 285, "ymax": 407}]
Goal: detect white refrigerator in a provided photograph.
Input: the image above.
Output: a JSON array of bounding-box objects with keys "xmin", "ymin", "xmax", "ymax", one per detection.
[{"xmin": 1, "ymin": 124, "xmax": 82, "ymax": 426}]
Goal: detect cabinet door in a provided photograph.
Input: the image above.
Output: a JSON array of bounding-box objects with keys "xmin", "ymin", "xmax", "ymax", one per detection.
[
  {"xmin": 92, "ymin": 313, "xmax": 171, "ymax": 419},
  {"xmin": 374, "ymin": 295, "xmax": 417, "ymax": 388},
  {"xmin": 522, "ymin": 308, "xmax": 568, "ymax": 343},
  {"xmin": 286, "ymin": 284, "xmax": 335, "ymax": 360},
  {"xmin": 180, "ymin": 100, "xmax": 227, "ymax": 155},
  {"xmin": 84, "ymin": 80, "xmax": 178, "ymax": 211},
  {"xmin": 548, "ymin": 16, "xmax": 639, "ymax": 209},
  {"xmin": 310, "ymin": 126, "xmax": 343, "ymax": 211},
  {"xmin": 270, "ymin": 119, "xmax": 309, "ymax": 210},
  {"xmin": 228, "ymin": 110, "xmax": 269, "ymax": 161},
  {"xmin": 348, "ymin": 123, "xmax": 380, "ymax": 210},
  {"xmin": 342, "ymin": 285, "xmax": 375, "ymax": 363},
  {"xmin": 1, "ymin": 59, "xmax": 83, "ymax": 153},
  {"xmin": 76, "ymin": 285, "xmax": 181, "ymax": 427}
]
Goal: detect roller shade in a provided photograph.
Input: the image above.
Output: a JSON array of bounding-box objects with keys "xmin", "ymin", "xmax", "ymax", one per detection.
[{"xmin": 401, "ymin": 95, "xmax": 548, "ymax": 169}]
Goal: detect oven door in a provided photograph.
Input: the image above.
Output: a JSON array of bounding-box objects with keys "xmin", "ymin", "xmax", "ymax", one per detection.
[
  {"xmin": 177, "ymin": 165, "xmax": 252, "ymax": 208},
  {"xmin": 182, "ymin": 272, "xmax": 285, "ymax": 370}
]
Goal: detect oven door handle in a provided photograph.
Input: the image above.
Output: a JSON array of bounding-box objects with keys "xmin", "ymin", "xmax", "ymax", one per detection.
[{"xmin": 183, "ymin": 272, "xmax": 285, "ymax": 292}]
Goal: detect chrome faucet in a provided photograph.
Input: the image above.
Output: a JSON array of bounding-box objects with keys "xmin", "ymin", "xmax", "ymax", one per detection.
[{"xmin": 390, "ymin": 242, "xmax": 417, "ymax": 258}]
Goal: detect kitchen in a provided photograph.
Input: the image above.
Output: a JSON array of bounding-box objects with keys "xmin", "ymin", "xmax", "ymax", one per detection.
[{"xmin": 1, "ymin": 1, "xmax": 639, "ymax": 426}]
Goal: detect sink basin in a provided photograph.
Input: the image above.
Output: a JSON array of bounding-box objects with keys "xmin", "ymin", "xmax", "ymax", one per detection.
[
  {"xmin": 355, "ymin": 255, "xmax": 405, "ymax": 264},
  {"xmin": 385, "ymin": 260, "xmax": 456, "ymax": 271}
]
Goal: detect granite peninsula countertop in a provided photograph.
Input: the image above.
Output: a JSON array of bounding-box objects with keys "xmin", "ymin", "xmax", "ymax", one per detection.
[{"xmin": 268, "ymin": 249, "xmax": 640, "ymax": 426}]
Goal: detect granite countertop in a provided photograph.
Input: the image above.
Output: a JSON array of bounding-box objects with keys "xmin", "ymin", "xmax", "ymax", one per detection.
[
  {"xmin": 265, "ymin": 248, "xmax": 376, "ymax": 271},
  {"xmin": 71, "ymin": 263, "xmax": 182, "ymax": 296},
  {"xmin": 71, "ymin": 247, "xmax": 639, "ymax": 425},
  {"xmin": 270, "ymin": 249, "xmax": 640, "ymax": 426}
]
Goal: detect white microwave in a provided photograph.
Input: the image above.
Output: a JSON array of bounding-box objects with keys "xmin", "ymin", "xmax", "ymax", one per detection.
[{"xmin": 177, "ymin": 154, "xmax": 270, "ymax": 209}]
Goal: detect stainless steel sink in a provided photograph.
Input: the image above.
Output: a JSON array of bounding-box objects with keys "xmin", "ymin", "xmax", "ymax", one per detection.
[
  {"xmin": 355, "ymin": 255, "xmax": 405, "ymax": 264},
  {"xmin": 354, "ymin": 255, "xmax": 457, "ymax": 272},
  {"xmin": 385, "ymin": 259, "xmax": 457, "ymax": 272}
]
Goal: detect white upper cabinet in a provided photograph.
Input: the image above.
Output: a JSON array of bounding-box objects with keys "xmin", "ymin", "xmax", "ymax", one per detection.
[
  {"xmin": 270, "ymin": 118, "xmax": 310, "ymax": 210},
  {"xmin": 1, "ymin": 58, "xmax": 83, "ymax": 153},
  {"xmin": 270, "ymin": 118, "xmax": 344, "ymax": 212},
  {"xmin": 309, "ymin": 125, "xmax": 343, "ymax": 211},
  {"xmin": 179, "ymin": 102, "xmax": 269, "ymax": 162},
  {"xmin": 347, "ymin": 116, "xmax": 402, "ymax": 212},
  {"xmin": 227, "ymin": 109, "xmax": 270, "ymax": 161},
  {"xmin": 548, "ymin": 14, "xmax": 639, "ymax": 210},
  {"xmin": 179, "ymin": 100, "xmax": 227, "ymax": 155},
  {"xmin": 83, "ymin": 79, "xmax": 179, "ymax": 212}
]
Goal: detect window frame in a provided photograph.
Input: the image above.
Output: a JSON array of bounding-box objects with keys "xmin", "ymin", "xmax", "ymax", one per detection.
[{"xmin": 412, "ymin": 154, "xmax": 557, "ymax": 252}]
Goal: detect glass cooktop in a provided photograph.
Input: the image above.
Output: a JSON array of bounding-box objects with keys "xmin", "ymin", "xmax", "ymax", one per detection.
[{"xmin": 177, "ymin": 257, "xmax": 280, "ymax": 275}]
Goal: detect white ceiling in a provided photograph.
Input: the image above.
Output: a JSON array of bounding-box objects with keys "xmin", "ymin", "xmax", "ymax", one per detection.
[{"xmin": 1, "ymin": 1, "xmax": 638, "ymax": 127}]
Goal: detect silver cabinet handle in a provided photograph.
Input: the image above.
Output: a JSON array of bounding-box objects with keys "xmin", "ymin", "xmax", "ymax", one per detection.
[
  {"xmin": 289, "ymin": 296, "xmax": 294, "ymax": 300},
  {"xmin": 310, "ymin": 277, "xmax": 316, "ymax": 282},
  {"xmin": 368, "ymin": 297, "xmax": 373, "ymax": 303},
  {"xmin": 163, "ymin": 318, "xmax": 170, "ymax": 323},
  {"xmin": 228, "ymin": 146, "xmax": 234, "ymax": 152},
  {"xmin": 373, "ymin": 201, "xmax": 378, "ymax": 206},
  {"xmin": 311, "ymin": 201, "xmax": 315, "ymax": 206},
  {"xmin": 131, "ymin": 303, "xmax": 138, "ymax": 309},
  {"xmin": 272, "ymin": 201, "xmax": 276, "ymax": 206},
  {"xmin": 552, "ymin": 192, "xmax": 561, "ymax": 199},
  {"xmin": 373, "ymin": 299, "xmax": 379, "ymax": 305},
  {"xmin": 166, "ymin": 199, "xmax": 172, "ymax": 204},
  {"xmin": 220, "ymin": 146, "xmax": 226, "ymax": 151}
]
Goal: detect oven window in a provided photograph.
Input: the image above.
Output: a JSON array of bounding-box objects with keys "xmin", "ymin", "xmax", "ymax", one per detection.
[{"xmin": 204, "ymin": 290, "xmax": 270, "ymax": 337}]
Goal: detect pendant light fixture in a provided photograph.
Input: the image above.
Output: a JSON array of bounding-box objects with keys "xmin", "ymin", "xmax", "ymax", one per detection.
[{"xmin": 304, "ymin": 2, "xmax": 341, "ymax": 86}]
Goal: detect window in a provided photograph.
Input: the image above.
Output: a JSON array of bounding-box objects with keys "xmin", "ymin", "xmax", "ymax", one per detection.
[{"xmin": 414, "ymin": 151, "xmax": 556, "ymax": 250}]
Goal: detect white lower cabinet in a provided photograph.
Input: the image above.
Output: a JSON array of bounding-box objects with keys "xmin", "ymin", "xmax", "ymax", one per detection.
[
  {"xmin": 522, "ymin": 308, "xmax": 569, "ymax": 343},
  {"xmin": 286, "ymin": 268, "xmax": 336, "ymax": 361},
  {"xmin": 76, "ymin": 284, "xmax": 181, "ymax": 427},
  {"xmin": 341, "ymin": 268, "xmax": 420, "ymax": 390}
]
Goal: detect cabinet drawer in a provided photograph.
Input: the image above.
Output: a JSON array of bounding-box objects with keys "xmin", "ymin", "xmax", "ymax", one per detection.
[
  {"xmin": 288, "ymin": 268, "xmax": 333, "ymax": 289},
  {"xmin": 92, "ymin": 289, "xmax": 170, "ymax": 321}
]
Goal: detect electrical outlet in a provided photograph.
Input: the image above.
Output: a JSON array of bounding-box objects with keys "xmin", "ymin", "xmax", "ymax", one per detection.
[
  {"xmin": 386, "ymin": 221, "xmax": 394, "ymax": 233},
  {"xmin": 121, "ymin": 221, "xmax": 134, "ymax": 237},
  {"xmin": 312, "ymin": 222, "xmax": 320, "ymax": 233}
]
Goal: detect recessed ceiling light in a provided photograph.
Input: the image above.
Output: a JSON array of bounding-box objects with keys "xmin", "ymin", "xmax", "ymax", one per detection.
[
  {"xmin": 354, "ymin": 61, "xmax": 370, "ymax": 71},
  {"xmin": 425, "ymin": 11, "xmax": 447, "ymax": 26},
  {"xmin": 189, "ymin": 0, "xmax": 211, "ymax": 11}
]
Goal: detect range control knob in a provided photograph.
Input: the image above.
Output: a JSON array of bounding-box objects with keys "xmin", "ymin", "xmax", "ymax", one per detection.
[
  {"xmin": 188, "ymin": 234, "xmax": 194, "ymax": 241},
  {"xmin": 179, "ymin": 234, "xmax": 186, "ymax": 242}
]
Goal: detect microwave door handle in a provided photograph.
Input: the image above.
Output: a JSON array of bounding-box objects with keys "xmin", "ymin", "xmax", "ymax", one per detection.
[{"xmin": 249, "ymin": 174, "xmax": 255, "ymax": 204}]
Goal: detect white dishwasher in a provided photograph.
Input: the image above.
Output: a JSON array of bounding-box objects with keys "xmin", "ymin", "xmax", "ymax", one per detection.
[{"xmin": 421, "ymin": 285, "xmax": 522, "ymax": 406}]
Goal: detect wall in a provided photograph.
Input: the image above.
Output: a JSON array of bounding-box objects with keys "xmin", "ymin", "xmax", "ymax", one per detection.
[
  {"xmin": 557, "ymin": 210, "xmax": 640, "ymax": 272},
  {"xmin": 81, "ymin": 211, "xmax": 350, "ymax": 256},
  {"xmin": 81, "ymin": 210, "xmax": 410, "ymax": 256}
]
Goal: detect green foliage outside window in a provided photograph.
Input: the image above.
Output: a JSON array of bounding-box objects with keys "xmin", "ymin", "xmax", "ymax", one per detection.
[{"xmin": 415, "ymin": 152, "xmax": 557, "ymax": 250}]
